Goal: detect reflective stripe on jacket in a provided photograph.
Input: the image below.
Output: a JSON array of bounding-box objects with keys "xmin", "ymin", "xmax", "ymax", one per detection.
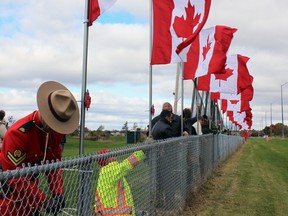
[{"xmin": 95, "ymin": 181, "xmax": 133, "ymax": 215}]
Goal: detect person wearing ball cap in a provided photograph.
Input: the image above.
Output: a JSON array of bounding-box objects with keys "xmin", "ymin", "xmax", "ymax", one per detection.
[{"xmin": 0, "ymin": 81, "xmax": 79, "ymax": 216}]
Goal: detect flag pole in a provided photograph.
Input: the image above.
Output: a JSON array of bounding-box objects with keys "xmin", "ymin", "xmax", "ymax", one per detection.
[
  {"xmin": 194, "ymin": 78, "xmax": 200, "ymax": 133},
  {"xmin": 191, "ymin": 80, "xmax": 196, "ymax": 116},
  {"xmin": 148, "ymin": 0, "xmax": 153, "ymax": 137},
  {"xmin": 149, "ymin": 69, "xmax": 152, "ymax": 137},
  {"xmin": 78, "ymin": 2, "xmax": 91, "ymax": 214},
  {"xmin": 79, "ymin": 0, "xmax": 90, "ymax": 155},
  {"xmin": 174, "ymin": 63, "xmax": 180, "ymax": 114},
  {"xmin": 180, "ymin": 62, "xmax": 184, "ymax": 135}
]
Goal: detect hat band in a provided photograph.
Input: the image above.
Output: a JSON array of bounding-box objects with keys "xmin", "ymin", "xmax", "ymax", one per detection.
[{"xmin": 48, "ymin": 93, "xmax": 69, "ymax": 122}]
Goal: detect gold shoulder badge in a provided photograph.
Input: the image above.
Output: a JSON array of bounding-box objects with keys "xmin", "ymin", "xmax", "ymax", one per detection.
[
  {"xmin": 7, "ymin": 150, "xmax": 26, "ymax": 166},
  {"xmin": 18, "ymin": 127, "xmax": 25, "ymax": 133},
  {"xmin": 17, "ymin": 121, "xmax": 35, "ymax": 133}
]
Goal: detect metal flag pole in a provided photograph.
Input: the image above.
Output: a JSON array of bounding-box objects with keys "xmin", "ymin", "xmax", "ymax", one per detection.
[
  {"xmin": 148, "ymin": 0, "xmax": 153, "ymax": 136},
  {"xmin": 79, "ymin": 0, "xmax": 90, "ymax": 155},
  {"xmin": 174, "ymin": 63, "xmax": 180, "ymax": 114},
  {"xmin": 78, "ymin": 2, "xmax": 92, "ymax": 215},
  {"xmin": 180, "ymin": 62, "xmax": 184, "ymax": 135},
  {"xmin": 148, "ymin": 68, "xmax": 152, "ymax": 137},
  {"xmin": 191, "ymin": 80, "xmax": 196, "ymax": 116}
]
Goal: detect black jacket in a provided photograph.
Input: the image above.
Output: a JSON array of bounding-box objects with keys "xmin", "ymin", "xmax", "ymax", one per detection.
[
  {"xmin": 152, "ymin": 113, "xmax": 188, "ymax": 137},
  {"xmin": 151, "ymin": 118, "xmax": 173, "ymax": 140},
  {"xmin": 184, "ymin": 118, "xmax": 197, "ymax": 135}
]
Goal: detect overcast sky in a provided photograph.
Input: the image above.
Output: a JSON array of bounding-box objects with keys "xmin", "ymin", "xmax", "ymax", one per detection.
[{"xmin": 1, "ymin": 0, "xmax": 288, "ymax": 131}]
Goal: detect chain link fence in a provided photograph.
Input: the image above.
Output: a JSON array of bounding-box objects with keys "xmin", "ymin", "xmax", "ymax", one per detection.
[{"xmin": 0, "ymin": 134, "xmax": 244, "ymax": 215}]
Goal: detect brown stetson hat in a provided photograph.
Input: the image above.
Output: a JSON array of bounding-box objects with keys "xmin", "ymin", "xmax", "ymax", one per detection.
[{"xmin": 37, "ymin": 81, "xmax": 79, "ymax": 134}]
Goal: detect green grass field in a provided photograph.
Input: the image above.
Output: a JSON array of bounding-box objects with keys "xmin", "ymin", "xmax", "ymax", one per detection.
[
  {"xmin": 62, "ymin": 136, "xmax": 127, "ymax": 157},
  {"xmin": 183, "ymin": 137, "xmax": 288, "ymax": 216}
]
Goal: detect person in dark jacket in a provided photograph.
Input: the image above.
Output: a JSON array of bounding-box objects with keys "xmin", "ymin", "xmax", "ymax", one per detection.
[
  {"xmin": 201, "ymin": 114, "xmax": 213, "ymax": 134},
  {"xmin": 183, "ymin": 108, "xmax": 197, "ymax": 135},
  {"xmin": 151, "ymin": 102, "xmax": 188, "ymax": 137},
  {"xmin": 151, "ymin": 110, "xmax": 173, "ymax": 140}
]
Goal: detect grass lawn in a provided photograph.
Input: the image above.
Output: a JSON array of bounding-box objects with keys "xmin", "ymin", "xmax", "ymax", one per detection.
[
  {"xmin": 183, "ymin": 137, "xmax": 288, "ymax": 216},
  {"xmin": 62, "ymin": 136, "xmax": 128, "ymax": 157}
]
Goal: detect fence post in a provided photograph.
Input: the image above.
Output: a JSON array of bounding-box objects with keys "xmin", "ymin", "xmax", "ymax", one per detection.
[
  {"xmin": 191, "ymin": 137, "xmax": 201, "ymax": 191},
  {"xmin": 149, "ymin": 146, "xmax": 157, "ymax": 215},
  {"xmin": 77, "ymin": 159, "xmax": 93, "ymax": 215}
]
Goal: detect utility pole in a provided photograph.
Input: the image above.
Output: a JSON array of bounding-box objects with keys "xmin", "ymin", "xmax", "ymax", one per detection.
[
  {"xmin": 281, "ymin": 82, "xmax": 288, "ymax": 139},
  {"xmin": 270, "ymin": 103, "xmax": 272, "ymax": 136}
]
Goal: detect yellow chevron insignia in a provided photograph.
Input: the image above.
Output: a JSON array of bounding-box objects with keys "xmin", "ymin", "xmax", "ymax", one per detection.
[
  {"xmin": 18, "ymin": 127, "xmax": 25, "ymax": 133},
  {"xmin": 7, "ymin": 150, "xmax": 26, "ymax": 166}
]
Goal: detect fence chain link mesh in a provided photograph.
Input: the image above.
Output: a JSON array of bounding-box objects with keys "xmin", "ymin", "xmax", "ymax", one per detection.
[{"xmin": 0, "ymin": 134, "xmax": 244, "ymax": 215}]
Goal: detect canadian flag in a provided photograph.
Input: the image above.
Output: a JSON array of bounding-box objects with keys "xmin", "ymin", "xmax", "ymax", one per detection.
[
  {"xmin": 221, "ymin": 98, "xmax": 251, "ymax": 113},
  {"xmin": 183, "ymin": 26, "xmax": 237, "ymax": 80},
  {"xmin": 214, "ymin": 82, "xmax": 254, "ymax": 129},
  {"xmin": 245, "ymin": 110, "xmax": 253, "ymax": 128},
  {"xmin": 211, "ymin": 85, "xmax": 254, "ymax": 102},
  {"xmin": 197, "ymin": 54, "xmax": 253, "ymax": 93},
  {"xmin": 151, "ymin": 0, "xmax": 211, "ymax": 65},
  {"xmin": 209, "ymin": 55, "xmax": 253, "ymax": 94},
  {"xmin": 226, "ymin": 110, "xmax": 252, "ymax": 129},
  {"xmin": 213, "ymin": 85, "xmax": 254, "ymax": 113},
  {"xmin": 88, "ymin": 0, "xmax": 117, "ymax": 26}
]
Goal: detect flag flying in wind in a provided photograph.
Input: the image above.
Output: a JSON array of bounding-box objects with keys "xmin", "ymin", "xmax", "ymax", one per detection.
[
  {"xmin": 206, "ymin": 54, "xmax": 254, "ymax": 129},
  {"xmin": 209, "ymin": 54, "xmax": 253, "ymax": 94},
  {"xmin": 212, "ymin": 84, "xmax": 254, "ymax": 112},
  {"xmin": 88, "ymin": 0, "xmax": 117, "ymax": 26},
  {"xmin": 210, "ymin": 85, "xmax": 254, "ymax": 101},
  {"xmin": 220, "ymin": 85, "xmax": 253, "ymax": 129},
  {"xmin": 221, "ymin": 97, "xmax": 251, "ymax": 113},
  {"xmin": 221, "ymin": 98, "xmax": 252, "ymax": 130},
  {"xmin": 229, "ymin": 111, "xmax": 251, "ymax": 130},
  {"xmin": 197, "ymin": 54, "xmax": 253, "ymax": 93},
  {"xmin": 151, "ymin": 0, "xmax": 211, "ymax": 65},
  {"xmin": 176, "ymin": 0, "xmax": 211, "ymax": 54},
  {"xmin": 183, "ymin": 26, "xmax": 237, "ymax": 80},
  {"xmin": 226, "ymin": 108, "xmax": 252, "ymax": 130}
]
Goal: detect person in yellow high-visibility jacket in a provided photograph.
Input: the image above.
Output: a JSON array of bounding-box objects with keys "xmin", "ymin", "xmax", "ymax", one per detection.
[{"xmin": 94, "ymin": 148, "xmax": 145, "ymax": 216}]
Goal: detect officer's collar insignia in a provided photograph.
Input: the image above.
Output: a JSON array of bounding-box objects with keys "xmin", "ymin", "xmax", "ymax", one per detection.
[{"xmin": 7, "ymin": 150, "xmax": 26, "ymax": 166}]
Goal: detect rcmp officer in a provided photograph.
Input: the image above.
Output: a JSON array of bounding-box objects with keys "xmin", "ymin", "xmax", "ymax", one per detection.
[{"xmin": 0, "ymin": 81, "xmax": 79, "ymax": 215}]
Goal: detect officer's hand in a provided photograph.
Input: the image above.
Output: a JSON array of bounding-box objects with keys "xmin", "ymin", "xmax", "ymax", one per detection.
[{"xmin": 44, "ymin": 194, "xmax": 65, "ymax": 214}]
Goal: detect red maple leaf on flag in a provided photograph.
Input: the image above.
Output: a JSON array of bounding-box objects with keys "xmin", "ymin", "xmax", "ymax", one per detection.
[
  {"xmin": 230, "ymin": 100, "xmax": 239, "ymax": 105},
  {"xmin": 214, "ymin": 67, "xmax": 234, "ymax": 80},
  {"xmin": 173, "ymin": 1, "xmax": 201, "ymax": 38},
  {"xmin": 202, "ymin": 35, "xmax": 212, "ymax": 61}
]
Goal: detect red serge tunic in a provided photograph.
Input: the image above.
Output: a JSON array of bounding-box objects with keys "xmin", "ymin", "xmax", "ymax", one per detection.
[{"xmin": 0, "ymin": 110, "xmax": 64, "ymax": 215}]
